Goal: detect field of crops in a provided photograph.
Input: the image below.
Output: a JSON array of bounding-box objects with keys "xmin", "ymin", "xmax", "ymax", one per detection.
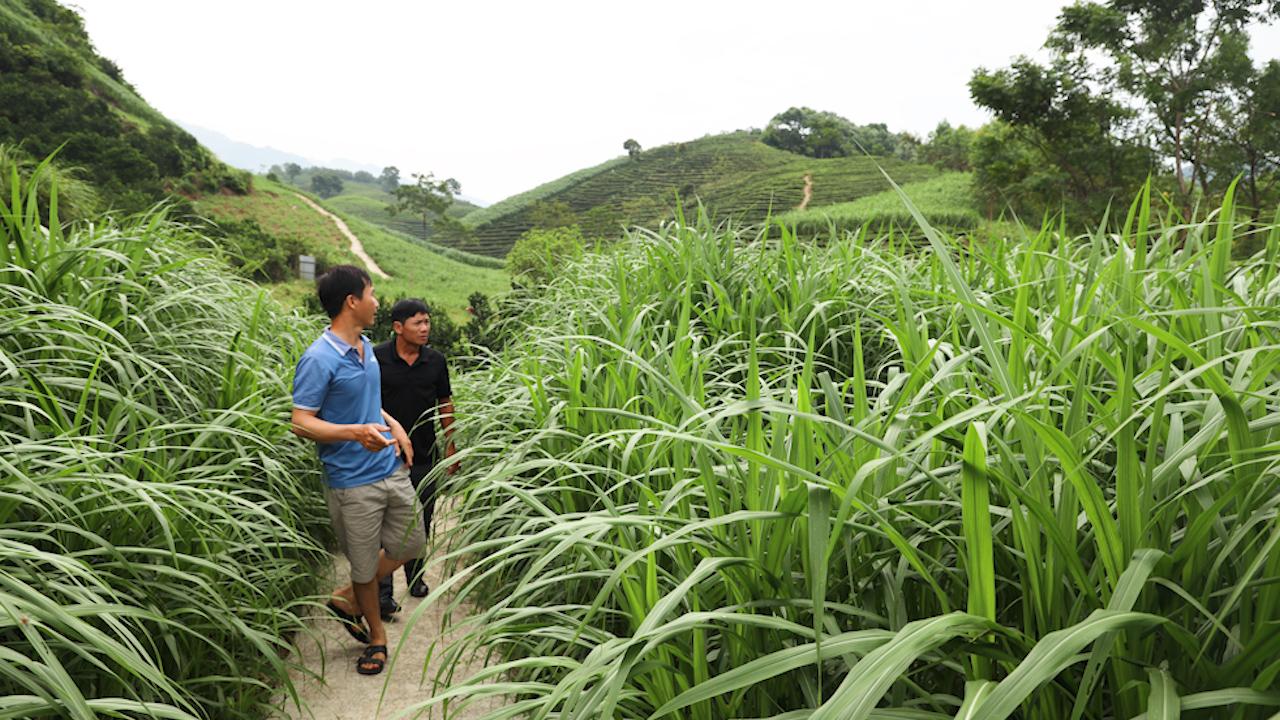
[
  {"xmin": 777, "ymin": 172, "xmax": 980, "ymax": 235},
  {"xmin": 413, "ymin": 185, "xmax": 1280, "ymax": 718},
  {"xmin": 1, "ymin": 166, "xmax": 330, "ymax": 717},
  {"xmin": 459, "ymin": 132, "xmax": 939, "ymax": 257}
]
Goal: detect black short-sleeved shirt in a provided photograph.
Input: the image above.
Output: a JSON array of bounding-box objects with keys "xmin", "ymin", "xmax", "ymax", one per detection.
[{"xmin": 374, "ymin": 340, "xmax": 452, "ymax": 468}]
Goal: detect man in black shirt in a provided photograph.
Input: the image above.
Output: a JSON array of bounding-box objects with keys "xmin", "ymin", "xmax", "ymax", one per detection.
[{"xmin": 374, "ymin": 299, "xmax": 458, "ymax": 613}]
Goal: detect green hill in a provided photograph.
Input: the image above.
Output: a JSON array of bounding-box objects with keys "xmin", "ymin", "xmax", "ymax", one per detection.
[
  {"xmin": 456, "ymin": 132, "xmax": 941, "ymax": 257},
  {"xmin": 774, "ymin": 172, "xmax": 980, "ymax": 235},
  {"xmin": 0, "ymin": 0, "xmax": 248, "ymax": 210},
  {"xmin": 298, "ymin": 172, "xmax": 484, "ymax": 244},
  {"xmin": 196, "ymin": 177, "xmax": 509, "ymax": 323}
]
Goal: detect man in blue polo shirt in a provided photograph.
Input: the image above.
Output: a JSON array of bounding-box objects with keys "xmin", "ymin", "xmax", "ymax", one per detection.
[{"xmin": 290, "ymin": 264, "xmax": 426, "ymax": 677}]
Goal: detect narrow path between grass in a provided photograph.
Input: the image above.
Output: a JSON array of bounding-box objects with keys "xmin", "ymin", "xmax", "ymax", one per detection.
[
  {"xmin": 797, "ymin": 173, "xmax": 813, "ymax": 210},
  {"xmin": 295, "ymin": 193, "xmax": 390, "ymax": 279},
  {"xmin": 273, "ymin": 506, "xmax": 501, "ymax": 719}
]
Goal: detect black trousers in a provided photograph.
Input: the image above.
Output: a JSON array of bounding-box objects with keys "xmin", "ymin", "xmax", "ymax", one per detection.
[{"xmin": 378, "ymin": 461, "xmax": 436, "ymax": 602}]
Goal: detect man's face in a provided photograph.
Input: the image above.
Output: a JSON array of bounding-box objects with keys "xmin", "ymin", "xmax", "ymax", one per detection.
[
  {"xmin": 394, "ymin": 312, "xmax": 431, "ymax": 347},
  {"xmin": 347, "ymin": 283, "xmax": 378, "ymax": 327}
]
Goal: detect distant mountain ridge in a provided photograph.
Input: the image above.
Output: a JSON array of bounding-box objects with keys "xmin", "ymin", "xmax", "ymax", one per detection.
[{"xmin": 178, "ymin": 122, "xmax": 311, "ymax": 173}]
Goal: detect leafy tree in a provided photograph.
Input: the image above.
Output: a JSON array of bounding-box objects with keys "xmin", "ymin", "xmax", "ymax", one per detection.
[
  {"xmin": 283, "ymin": 162, "xmax": 301, "ymax": 185},
  {"xmin": 970, "ymin": 57, "xmax": 1153, "ymax": 218},
  {"xmin": 919, "ymin": 121, "xmax": 976, "ymax": 171},
  {"xmin": 848, "ymin": 122, "xmax": 899, "ymax": 156},
  {"xmin": 310, "ymin": 173, "xmax": 344, "ymax": 198},
  {"xmin": 894, "ymin": 132, "xmax": 922, "ymax": 162},
  {"xmin": 762, "ymin": 107, "xmax": 909, "ymax": 158},
  {"xmin": 353, "ymin": 170, "xmax": 374, "ymax": 183},
  {"xmin": 623, "ymin": 138, "xmax": 642, "ymax": 160},
  {"xmin": 379, "ymin": 165, "xmax": 400, "ymax": 193},
  {"xmin": 388, "ymin": 172, "xmax": 461, "ymax": 237},
  {"xmin": 529, "ymin": 199, "xmax": 578, "ymax": 229},
  {"xmin": 763, "ymin": 107, "xmax": 850, "ymax": 158},
  {"xmin": 506, "ymin": 225, "xmax": 585, "ymax": 287},
  {"xmin": 975, "ymin": 0, "xmax": 1280, "ymax": 218},
  {"xmin": 969, "ymin": 121, "xmax": 1071, "ymax": 218},
  {"xmin": 1208, "ymin": 58, "xmax": 1280, "ymax": 216}
]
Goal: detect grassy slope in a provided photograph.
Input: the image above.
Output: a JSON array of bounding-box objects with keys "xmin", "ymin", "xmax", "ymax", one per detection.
[
  {"xmin": 294, "ymin": 173, "xmax": 481, "ymax": 242},
  {"xmin": 197, "ymin": 177, "xmax": 508, "ymax": 322},
  {"xmin": 775, "ymin": 172, "xmax": 979, "ymax": 235},
  {"xmin": 194, "ymin": 177, "xmax": 355, "ymax": 261},
  {"xmin": 341, "ymin": 212, "xmax": 510, "ymax": 323},
  {"xmin": 458, "ymin": 132, "xmax": 940, "ymax": 257}
]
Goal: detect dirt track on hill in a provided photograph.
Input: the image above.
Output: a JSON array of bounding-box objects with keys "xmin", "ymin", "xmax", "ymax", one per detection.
[
  {"xmin": 797, "ymin": 173, "xmax": 813, "ymax": 210},
  {"xmin": 295, "ymin": 193, "xmax": 390, "ymax": 279}
]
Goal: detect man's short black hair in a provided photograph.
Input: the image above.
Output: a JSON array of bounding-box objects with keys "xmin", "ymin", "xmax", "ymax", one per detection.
[
  {"xmin": 390, "ymin": 298, "xmax": 431, "ymax": 325},
  {"xmin": 316, "ymin": 265, "xmax": 371, "ymax": 319}
]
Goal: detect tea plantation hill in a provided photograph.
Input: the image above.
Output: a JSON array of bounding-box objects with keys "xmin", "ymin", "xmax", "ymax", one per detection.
[
  {"xmin": 452, "ymin": 131, "xmax": 942, "ymax": 257},
  {"xmin": 289, "ymin": 168, "xmax": 483, "ymax": 242},
  {"xmin": 0, "ymin": 0, "xmax": 248, "ymax": 210}
]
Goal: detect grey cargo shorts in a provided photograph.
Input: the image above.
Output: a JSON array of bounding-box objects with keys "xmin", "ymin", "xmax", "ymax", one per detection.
[{"xmin": 325, "ymin": 464, "xmax": 427, "ymax": 584}]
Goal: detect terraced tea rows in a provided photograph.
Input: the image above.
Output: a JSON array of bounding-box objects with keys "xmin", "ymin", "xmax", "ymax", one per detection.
[{"xmin": 459, "ymin": 132, "xmax": 939, "ymax": 256}]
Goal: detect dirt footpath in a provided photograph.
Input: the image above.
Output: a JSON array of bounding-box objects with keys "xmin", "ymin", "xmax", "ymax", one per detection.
[
  {"xmin": 274, "ymin": 520, "xmax": 501, "ymax": 719},
  {"xmin": 294, "ymin": 193, "xmax": 390, "ymax": 280}
]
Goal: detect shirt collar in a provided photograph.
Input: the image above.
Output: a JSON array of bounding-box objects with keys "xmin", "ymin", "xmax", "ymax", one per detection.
[
  {"xmin": 323, "ymin": 329, "xmax": 368, "ymax": 363},
  {"xmin": 385, "ymin": 340, "xmax": 427, "ymax": 366}
]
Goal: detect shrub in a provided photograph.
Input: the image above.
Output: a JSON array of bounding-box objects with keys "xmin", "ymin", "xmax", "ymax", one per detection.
[{"xmin": 505, "ymin": 224, "xmax": 586, "ymax": 286}]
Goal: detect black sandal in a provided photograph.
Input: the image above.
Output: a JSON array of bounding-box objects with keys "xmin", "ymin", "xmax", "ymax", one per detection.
[
  {"xmin": 326, "ymin": 600, "xmax": 370, "ymax": 644},
  {"xmin": 356, "ymin": 644, "xmax": 387, "ymax": 675}
]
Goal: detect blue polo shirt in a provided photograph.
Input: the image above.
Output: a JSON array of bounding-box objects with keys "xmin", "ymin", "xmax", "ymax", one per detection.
[{"xmin": 293, "ymin": 329, "xmax": 400, "ymax": 489}]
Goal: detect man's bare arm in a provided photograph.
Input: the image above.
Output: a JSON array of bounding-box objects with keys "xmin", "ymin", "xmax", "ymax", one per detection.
[
  {"xmin": 291, "ymin": 407, "xmax": 392, "ymax": 452},
  {"xmin": 439, "ymin": 398, "xmax": 459, "ymax": 474},
  {"xmin": 382, "ymin": 410, "xmax": 413, "ymax": 466}
]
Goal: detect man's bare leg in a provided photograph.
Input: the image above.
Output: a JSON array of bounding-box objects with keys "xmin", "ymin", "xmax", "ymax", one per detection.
[
  {"xmin": 330, "ymin": 550, "xmax": 409, "ymax": 670},
  {"xmin": 331, "ymin": 549, "xmax": 407, "ymax": 613}
]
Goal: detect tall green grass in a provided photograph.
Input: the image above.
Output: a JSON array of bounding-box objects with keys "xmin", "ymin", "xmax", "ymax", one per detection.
[
  {"xmin": 0, "ymin": 160, "xmax": 330, "ymax": 717},
  {"xmin": 409, "ymin": 187, "xmax": 1280, "ymax": 718}
]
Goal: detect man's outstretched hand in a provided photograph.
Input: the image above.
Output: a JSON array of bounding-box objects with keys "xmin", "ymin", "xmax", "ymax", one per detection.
[{"xmin": 351, "ymin": 423, "xmax": 394, "ymax": 452}]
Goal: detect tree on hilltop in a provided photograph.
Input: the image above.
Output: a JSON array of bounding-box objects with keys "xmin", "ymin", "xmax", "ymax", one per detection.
[
  {"xmin": 380, "ymin": 166, "xmax": 400, "ymax": 193},
  {"xmin": 283, "ymin": 162, "xmax": 301, "ymax": 185},
  {"xmin": 310, "ymin": 173, "xmax": 344, "ymax": 198},
  {"xmin": 388, "ymin": 171, "xmax": 461, "ymax": 237},
  {"xmin": 623, "ymin": 139, "xmax": 642, "ymax": 160},
  {"xmin": 762, "ymin": 107, "xmax": 909, "ymax": 158}
]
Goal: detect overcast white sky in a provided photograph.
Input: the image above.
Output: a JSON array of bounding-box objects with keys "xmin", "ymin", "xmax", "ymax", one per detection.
[{"xmin": 67, "ymin": 1, "xmax": 1280, "ymax": 204}]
